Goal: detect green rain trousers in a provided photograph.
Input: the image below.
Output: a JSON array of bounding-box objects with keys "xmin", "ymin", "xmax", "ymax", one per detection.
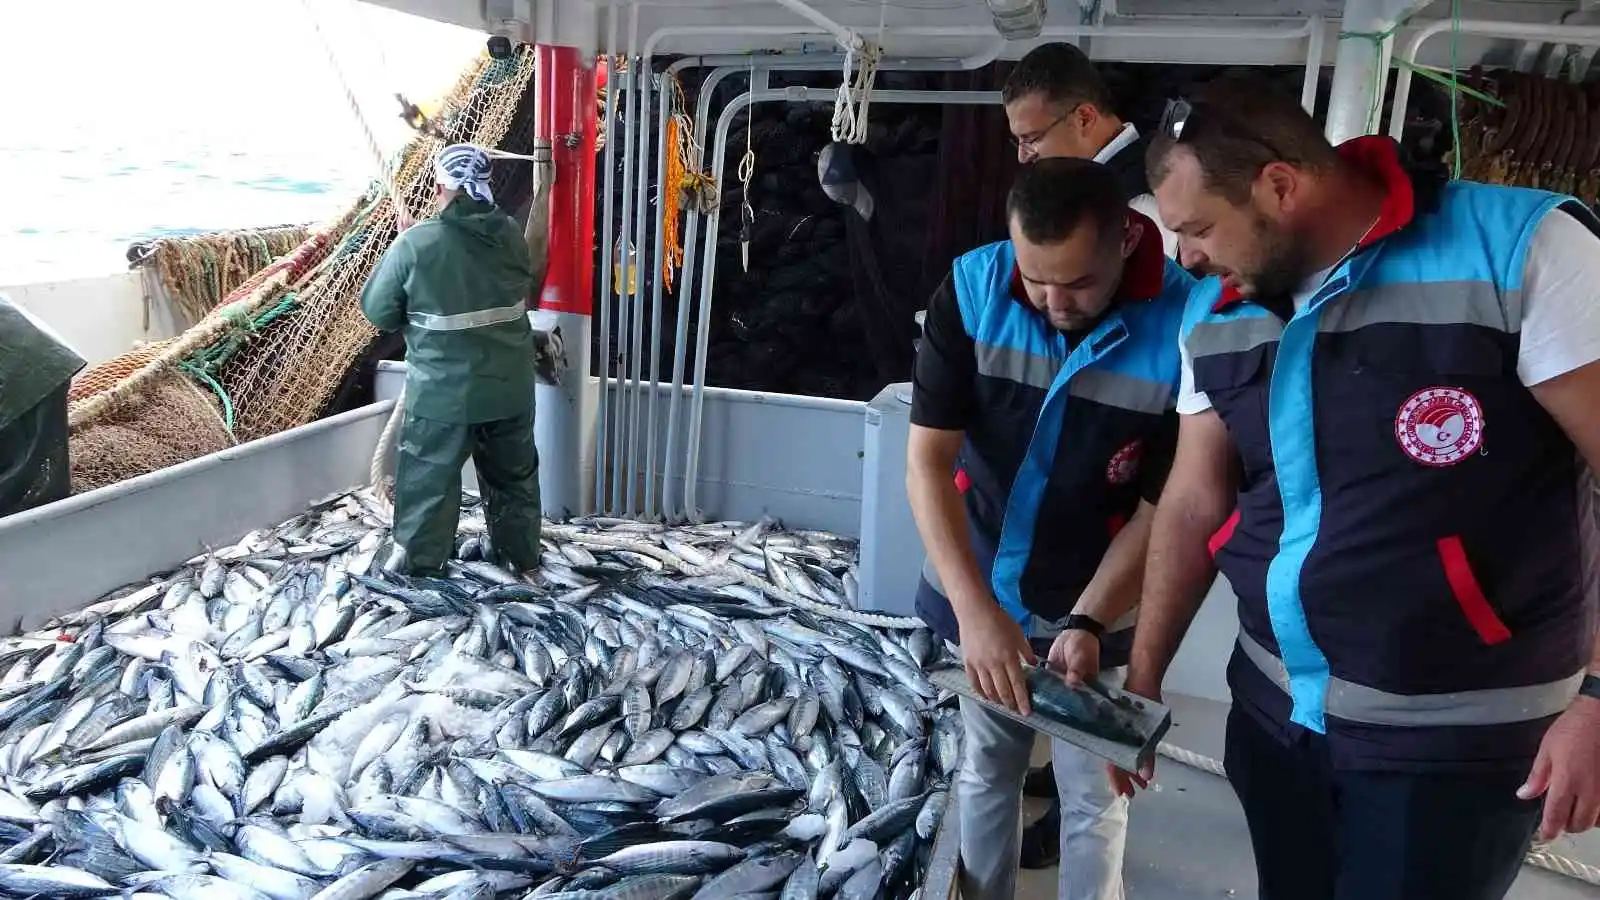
[
  {"xmin": 0, "ymin": 384, "xmax": 71, "ymax": 518},
  {"xmin": 393, "ymin": 411, "xmax": 542, "ymax": 573}
]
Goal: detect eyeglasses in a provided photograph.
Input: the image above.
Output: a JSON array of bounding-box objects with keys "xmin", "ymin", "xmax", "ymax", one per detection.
[
  {"xmin": 1157, "ymin": 97, "xmax": 1288, "ymax": 166},
  {"xmin": 1009, "ymin": 104, "xmax": 1080, "ymax": 161}
]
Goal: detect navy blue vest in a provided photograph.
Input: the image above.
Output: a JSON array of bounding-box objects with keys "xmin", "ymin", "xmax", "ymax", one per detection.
[
  {"xmin": 1187, "ymin": 138, "xmax": 1597, "ymax": 771},
  {"xmin": 950, "ymin": 219, "xmax": 1193, "ymax": 628}
]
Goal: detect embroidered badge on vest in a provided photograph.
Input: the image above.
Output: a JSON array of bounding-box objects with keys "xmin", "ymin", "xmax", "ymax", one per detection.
[
  {"xmin": 1395, "ymin": 386, "xmax": 1485, "ymax": 466},
  {"xmin": 1107, "ymin": 439, "xmax": 1144, "ymax": 484}
]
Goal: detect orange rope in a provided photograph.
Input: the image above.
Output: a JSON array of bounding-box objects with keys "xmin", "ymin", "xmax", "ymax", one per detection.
[{"xmin": 662, "ymin": 116, "xmax": 687, "ymax": 292}]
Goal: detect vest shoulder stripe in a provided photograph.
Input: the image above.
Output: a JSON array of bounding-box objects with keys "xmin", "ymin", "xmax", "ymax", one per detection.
[
  {"xmin": 1316, "ymin": 279, "xmax": 1517, "ymax": 335},
  {"xmin": 1238, "ymin": 630, "xmax": 1581, "ymax": 727},
  {"xmin": 975, "ymin": 342, "xmax": 1057, "ymax": 390},
  {"xmin": 1188, "ymin": 314, "xmax": 1282, "ymax": 358}
]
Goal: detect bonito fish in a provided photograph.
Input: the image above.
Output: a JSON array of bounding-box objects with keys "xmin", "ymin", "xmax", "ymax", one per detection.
[{"xmin": 0, "ymin": 489, "xmax": 961, "ymax": 899}]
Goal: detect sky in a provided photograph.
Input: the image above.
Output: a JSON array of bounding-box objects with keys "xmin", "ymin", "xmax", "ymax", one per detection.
[{"xmin": 0, "ymin": 0, "xmax": 486, "ymax": 284}]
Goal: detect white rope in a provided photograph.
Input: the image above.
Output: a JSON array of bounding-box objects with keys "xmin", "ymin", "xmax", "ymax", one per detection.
[
  {"xmin": 296, "ymin": 0, "xmax": 409, "ymax": 220},
  {"xmin": 1152, "ymin": 743, "xmax": 1600, "ymax": 887},
  {"xmin": 369, "ymin": 387, "xmax": 405, "ymax": 509},
  {"xmin": 829, "ymin": 2, "xmax": 886, "ymax": 145},
  {"xmin": 738, "ymin": 62, "xmax": 757, "ymax": 273}
]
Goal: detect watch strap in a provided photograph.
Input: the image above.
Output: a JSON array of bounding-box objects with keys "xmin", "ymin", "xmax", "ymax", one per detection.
[
  {"xmin": 1580, "ymin": 674, "xmax": 1600, "ymax": 701},
  {"xmin": 1062, "ymin": 613, "xmax": 1105, "ymax": 640}
]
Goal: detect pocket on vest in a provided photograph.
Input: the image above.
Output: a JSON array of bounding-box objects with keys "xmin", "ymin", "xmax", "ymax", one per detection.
[{"xmin": 1436, "ymin": 535, "xmax": 1513, "ymax": 645}]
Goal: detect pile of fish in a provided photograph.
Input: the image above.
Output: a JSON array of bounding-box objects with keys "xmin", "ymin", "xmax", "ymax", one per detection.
[{"xmin": 0, "ymin": 490, "xmax": 961, "ymax": 899}]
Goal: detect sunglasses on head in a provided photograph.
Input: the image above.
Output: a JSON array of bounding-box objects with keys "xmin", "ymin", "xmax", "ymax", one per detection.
[{"xmin": 1157, "ymin": 97, "xmax": 1288, "ymax": 165}]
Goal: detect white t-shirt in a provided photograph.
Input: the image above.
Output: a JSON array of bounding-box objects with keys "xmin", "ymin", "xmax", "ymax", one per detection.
[{"xmin": 1176, "ymin": 209, "xmax": 1600, "ymax": 414}]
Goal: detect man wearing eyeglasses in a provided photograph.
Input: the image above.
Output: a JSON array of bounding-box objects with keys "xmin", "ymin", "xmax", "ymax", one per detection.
[
  {"xmin": 1001, "ymin": 39, "xmax": 1181, "ymax": 871},
  {"xmin": 907, "ymin": 157, "xmax": 1194, "ymax": 900},
  {"xmin": 1004, "ymin": 42, "xmax": 1178, "ymax": 259},
  {"xmin": 1119, "ymin": 76, "xmax": 1600, "ymax": 900}
]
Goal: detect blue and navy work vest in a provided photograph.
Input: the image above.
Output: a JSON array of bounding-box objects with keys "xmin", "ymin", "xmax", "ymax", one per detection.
[
  {"xmin": 950, "ymin": 216, "xmax": 1193, "ymax": 628},
  {"xmin": 1190, "ymin": 136, "xmax": 1597, "ymax": 771}
]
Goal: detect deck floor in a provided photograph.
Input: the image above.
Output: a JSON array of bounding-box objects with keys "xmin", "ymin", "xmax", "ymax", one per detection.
[{"xmin": 1009, "ymin": 694, "xmax": 1600, "ymax": 900}]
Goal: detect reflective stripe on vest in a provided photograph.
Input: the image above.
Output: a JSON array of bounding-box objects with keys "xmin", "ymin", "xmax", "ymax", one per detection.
[
  {"xmin": 408, "ymin": 303, "xmax": 527, "ymax": 332},
  {"xmin": 1236, "ymin": 629, "xmax": 1582, "ymax": 728}
]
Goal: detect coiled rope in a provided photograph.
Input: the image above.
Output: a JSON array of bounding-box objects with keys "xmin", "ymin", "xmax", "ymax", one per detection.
[{"xmin": 829, "ymin": 1, "xmax": 885, "ymax": 145}]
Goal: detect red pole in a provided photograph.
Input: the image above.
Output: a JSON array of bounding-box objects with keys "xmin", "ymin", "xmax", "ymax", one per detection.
[
  {"xmin": 534, "ymin": 44, "xmax": 597, "ymax": 316},
  {"xmin": 532, "ymin": 43, "xmax": 598, "ymax": 516}
]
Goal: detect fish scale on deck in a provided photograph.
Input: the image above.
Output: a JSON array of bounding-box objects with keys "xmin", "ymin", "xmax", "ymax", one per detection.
[{"xmin": 0, "ymin": 489, "xmax": 961, "ymax": 899}]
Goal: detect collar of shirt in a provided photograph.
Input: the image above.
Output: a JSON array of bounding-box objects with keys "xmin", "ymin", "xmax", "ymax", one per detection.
[{"xmin": 1093, "ymin": 122, "xmax": 1141, "ymax": 164}]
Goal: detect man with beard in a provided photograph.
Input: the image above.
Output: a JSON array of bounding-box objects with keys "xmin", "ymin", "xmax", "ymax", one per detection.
[
  {"xmin": 907, "ymin": 157, "xmax": 1194, "ymax": 900},
  {"xmin": 1001, "ymin": 39, "xmax": 1182, "ymax": 871},
  {"xmin": 1118, "ymin": 77, "xmax": 1600, "ymax": 899}
]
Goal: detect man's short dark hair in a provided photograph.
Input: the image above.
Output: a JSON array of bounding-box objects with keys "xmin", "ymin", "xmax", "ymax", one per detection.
[
  {"xmin": 1146, "ymin": 75, "xmax": 1339, "ymax": 204},
  {"xmin": 1002, "ymin": 42, "xmax": 1116, "ymax": 116},
  {"xmin": 1006, "ymin": 157, "xmax": 1127, "ymax": 246}
]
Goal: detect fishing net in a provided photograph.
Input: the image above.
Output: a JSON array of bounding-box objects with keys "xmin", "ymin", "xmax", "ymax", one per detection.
[
  {"xmin": 66, "ymin": 45, "xmax": 541, "ymax": 493},
  {"xmin": 130, "ymin": 225, "xmax": 312, "ymax": 329},
  {"xmin": 69, "ymin": 371, "xmax": 234, "ymax": 495}
]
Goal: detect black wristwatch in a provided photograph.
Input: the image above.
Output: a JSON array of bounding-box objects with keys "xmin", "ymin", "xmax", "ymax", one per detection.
[
  {"xmin": 1580, "ymin": 674, "xmax": 1600, "ymax": 701},
  {"xmin": 1062, "ymin": 614, "xmax": 1106, "ymax": 641}
]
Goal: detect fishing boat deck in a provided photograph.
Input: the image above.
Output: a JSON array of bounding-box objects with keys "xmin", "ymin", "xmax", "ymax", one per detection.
[{"xmin": 1016, "ymin": 693, "xmax": 1598, "ymax": 900}]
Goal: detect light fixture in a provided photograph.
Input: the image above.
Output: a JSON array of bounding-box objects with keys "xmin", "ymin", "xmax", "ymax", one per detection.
[{"xmin": 985, "ymin": 0, "xmax": 1048, "ymax": 40}]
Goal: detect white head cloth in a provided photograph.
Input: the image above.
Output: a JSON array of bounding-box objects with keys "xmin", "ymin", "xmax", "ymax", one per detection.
[{"xmin": 433, "ymin": 143, "xmax": 494, "ymax": 205}]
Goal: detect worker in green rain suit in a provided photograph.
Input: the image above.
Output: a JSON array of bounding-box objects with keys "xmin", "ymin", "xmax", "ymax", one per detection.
[
  {"xmin": 361, "ymin": 143, "xmax": 543, "ymax": 576},
  {"xmin": 0, "ymin": 293, "xmax": 85, "ymax": 517}
]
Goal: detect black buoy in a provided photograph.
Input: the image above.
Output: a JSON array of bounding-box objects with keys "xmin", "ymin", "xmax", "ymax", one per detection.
[{"xmin": 486, "ymin": 34, "xmax": 513, "ymax": 60}]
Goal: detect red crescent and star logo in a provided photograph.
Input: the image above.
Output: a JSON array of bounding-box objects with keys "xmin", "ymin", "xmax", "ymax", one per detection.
[{"xmin": 1394, "ymin": 386, "xmax": 1484, "ymax": 467}]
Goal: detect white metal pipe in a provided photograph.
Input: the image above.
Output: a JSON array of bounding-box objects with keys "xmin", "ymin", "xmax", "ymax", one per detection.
[
  {"xmin": 642, "ymin": 48, "xmax": 1005, "ymax": 519},
  {"xmin": 771, "ymin": 0, "xmax": 864, "ymax": 52},
  {"xmin": 683, "ymin": 87, "xmax": 1002, "ymax": 521},
  {"xmin": 656, "ymin": 54, "xmax": 1005, "ymax": 520},
  {"xmin": 610, "ymin": 9, "xmax": 639, "ymax": 515},
  {"xmin": 640, "ymin": 21, "xmax": 1316, "ymax": 58},
  {"xmin": 1324, "ymin": 0, "xmax": 1393, "ymax": 143},
  {"xmin": 642, "ymin": 66, "xmax": 672, "ymax": 520},
  {"xmin": 627, "ymin": 36, "xmax": 654, "ymax": 517},
  {"xmin": 1387, "ymin": 19, "xmax": 1600, "ymax": 140},
  {"xmin": 630, "ymin": 25, "xmax": 997, "ymax": 519},
  {"xmin": 1302, "ymin": 15, "xmax": 1327, "ymax": 115},
  {"xmin": 594, "ymin": 0, "xmax": 619, "ymax": 514}
]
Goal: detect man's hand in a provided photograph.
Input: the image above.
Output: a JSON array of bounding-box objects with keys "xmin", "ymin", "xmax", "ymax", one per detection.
[
  {"xmin": 956, "ymin": 599, "xmax": 1037, "ymax": 716},
  {"xmin": 1518, "ymin": 694, "xmax": 1600, "ymax": 840},
  {"xmin": 396, "ymin": 210, "xmax": 417, "ymax": 232},
  {"xmin": 1106, "ymin": 670, "xmax": 1162, "ymax": 797},
  {"xmin": 1048, "ymin": 629, "xmax": 1100, "ymax": 687}
]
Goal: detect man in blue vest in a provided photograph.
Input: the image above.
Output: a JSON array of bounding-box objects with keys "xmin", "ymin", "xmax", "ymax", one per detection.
[
  {"xmin": 1002, "ymin": 41, "xmax": 1182, "ymax": 867},
  {"xmin": 907, "ymin": 157, "xmax": 1194, "ymax": 900},
  {"xmin": 1120, "ymin": 77, "xmax": 1600, "ymax": 899}
]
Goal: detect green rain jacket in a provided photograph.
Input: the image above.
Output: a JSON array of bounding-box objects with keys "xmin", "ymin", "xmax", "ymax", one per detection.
[
  {"xmin": 361, "ymin": 195, "xmax": 540, "ymax": 424},
  {"xmin": 0, "ymin": 294, "xmax": 85, "ymax": 432}
]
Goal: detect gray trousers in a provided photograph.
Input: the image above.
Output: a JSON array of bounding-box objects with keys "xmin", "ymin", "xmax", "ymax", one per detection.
[{"xmin": 955, "ymin": 667, "xmax": 1130, "ymax": 900}]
